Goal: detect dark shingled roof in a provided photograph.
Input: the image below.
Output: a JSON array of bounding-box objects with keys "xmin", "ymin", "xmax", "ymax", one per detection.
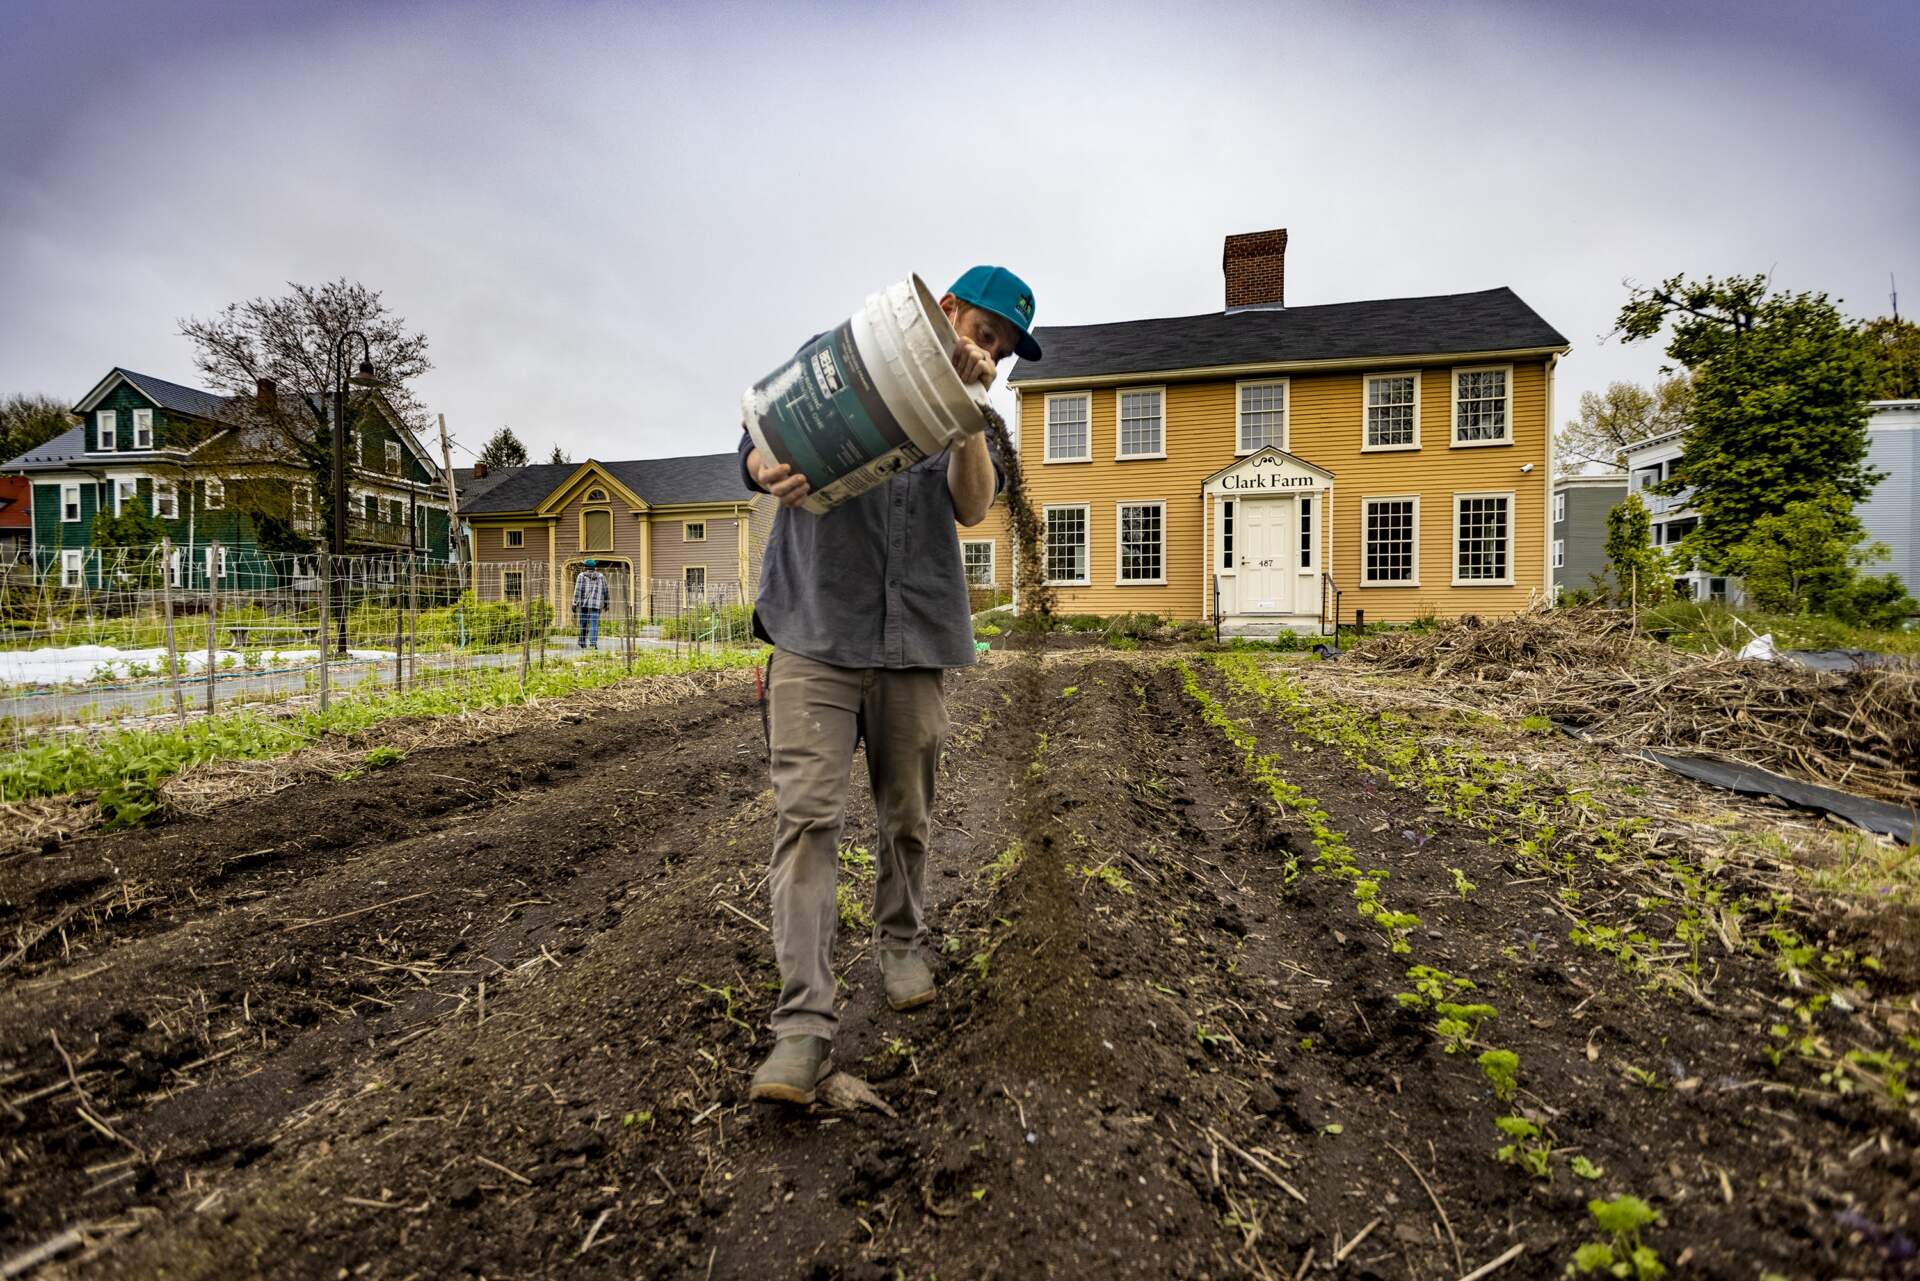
[
  {"xmin": 453, "ymin": 465, "xmax": 516, "ymax": 505},
  {"xmin": 1007, "ymin": 287, "xmax": 1568, "ymax": 384},
  {"xmin": 461, "ymin": 453, "xmax": 751, "ymax": 514},
  {"xmin": 96, "ymin": 368, "xmax": 237, "ymax": 421},
  {"xmin": 6, "ymin": 425, "xmax": 99, "ymax": 470}
]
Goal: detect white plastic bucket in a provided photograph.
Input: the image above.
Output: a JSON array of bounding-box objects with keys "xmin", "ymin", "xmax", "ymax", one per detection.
[{"xmin": 742, "ymin": 274, "xmax": 992, "ymax": 515}]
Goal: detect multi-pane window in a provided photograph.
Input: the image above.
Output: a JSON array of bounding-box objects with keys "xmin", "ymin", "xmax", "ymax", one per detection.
[
  {"xmin": 61, "ymin": 483, "xmax": 81, "ymax": 521},
  {"xmin": 1220, "ymin": 500, "xmax": 1234, "ymax": 570},
  {"xmin": 1455, "ymin": 494, "xmax": 1512, "ymax": 582},
  {"xmin": 1365, "ymin": 374, "xmax": 1418, "ymax": 449},
  {"xmin": 1553, "ymin": 492, "xmax": 1566, "ymax": 524},
  {"xmin": 1117, "ymin": 389, "xmax": 1164, "ymax": 458},
  {"xmin": 1299, "ymin": 497, "xmax": 1314, "ymax": 569},
  {"xmin": 504, "ymin": 528, "xmax": 524, "ymax": 548},
  {"xmin": 962, "ymin": 540, "xmax": 995, "ymax": 586},
  {"xmin": 384, "ymin": 440, "xmax": 402, "ymax": 476},
  {"xmin": 290, "ymin": 483, "xmax": 312, "ymax": 523},
  {"xmin": 204, "ymin": 478, "xmax": 225, "ymax": 510},
  {"xmin": 205, "ymin": 545, "xmax": 229, "ymax": 580},
  {"xmin": 61, "ymin": 550, "xmax": 84, "ymax": 587},
  {"xmin": 684, "ymin": 566, "xmax": 707, "ymax": 601},
  {"xmin": 132, "ymin": 409, "xmax": 154, "ymax": 449},
  {"xmin": 1363, "ymin": 498, "xmax": 1418, "ymax": 584},
  {"xmin": 1118, "ymin": 503, "xmax": 1164, "ymax": 583},
  {"xmin": 684, "ymin": 522, "xmax": 706, "ymax": 541},
  {"xmin": 115, "ymin": 478, "xmax": 139, "ymax": 515},
  {"xmin": 153, "ymin": 479, "xmax": 178, "ymax": 520},
  {"xmin": 1045, "ymin": 394, "xmax": 1090, "ymax": 462},
  {"xmin": 1453, "ymin": 368, "xmax": 1510, "ymax": 444},
  {"xmin": 96, "ymin": 410, "xmax": 117, "ymax": 452},
  {"xmin": 1238, "ymin": 381, "xmax": 1287, "ymax": 452},
  {"xmin": 502, "ymin": 569, "xmax": 524, "ymax": 601},
  {"xmin": 1553, "ymin": 538, "xmax": 1565, "ymax": 569},
  {"xmin": 1044, "ymin": 506, "xmax": 1089, "ymax": 583}
]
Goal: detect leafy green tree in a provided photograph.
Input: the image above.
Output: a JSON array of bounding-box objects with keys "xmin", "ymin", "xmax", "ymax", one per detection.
[
  {"xmin": 1860, "ymin": 316, "xmax": 1920, "ymax": 400},
  {"xmin": 1615, "ymin": 274, "xmax": 1881, "ymax": 569},
  {"xmin": 1725, "ymin": 490, "xmax": 1913, "ymax": 624},
  {"xmin": 0, "ymin": 393, "xmax": 76, "ymax": 462},
  {"xmin": 1557, "ymin": 376, "xmax": 1691, "ymax": 470},
  {"xmin": 1602, "ymin": 494, "xmax": 1673, "ymax": 608},
  {"xmin": 478, "ymin": 426, "xmax": 529, "ymax": 469},
  {"xmin": 91, "ymin": 504, "xmax": 169, "ymax": 588}
]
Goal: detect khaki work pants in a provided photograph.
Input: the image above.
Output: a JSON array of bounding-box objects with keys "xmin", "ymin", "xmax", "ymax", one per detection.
[{"xmin": 765, "ymin": 647, "xmax": 949, "ymax": 1040}]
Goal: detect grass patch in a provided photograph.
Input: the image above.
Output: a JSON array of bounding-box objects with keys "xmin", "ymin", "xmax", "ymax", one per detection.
[
  {"xmin": 0, "ymin": 646, "xmax": 765, "ymax": 828},
  {"xmin": 1643, "ymin": 599, "xmax": 1920, "ymax": 656}
]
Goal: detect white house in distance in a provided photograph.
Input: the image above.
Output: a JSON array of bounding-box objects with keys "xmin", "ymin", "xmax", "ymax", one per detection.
[
  {"xmin": 1860, "ymin": 399, "xmax": 1918, "ymax": 591},
  {"xmin": 1620, "ymin": 401, "xmax": 1920, "ymax": 604}
]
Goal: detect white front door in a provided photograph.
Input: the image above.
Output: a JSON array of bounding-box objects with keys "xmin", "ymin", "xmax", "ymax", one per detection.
[{"xmin": 1238, "ymin": 498, "xmax": 1294, "ymax": 614}]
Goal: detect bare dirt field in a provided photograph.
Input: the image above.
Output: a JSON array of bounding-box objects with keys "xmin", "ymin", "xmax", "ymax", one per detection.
[{"xmin": 2, "ymin": 644, "xmax": 1914, "ymax": 1279}]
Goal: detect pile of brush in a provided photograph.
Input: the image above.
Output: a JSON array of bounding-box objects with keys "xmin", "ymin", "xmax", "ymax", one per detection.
[{"xmin": 1347, "ymin": 605, "xmax": 1920, "ymax": 803}]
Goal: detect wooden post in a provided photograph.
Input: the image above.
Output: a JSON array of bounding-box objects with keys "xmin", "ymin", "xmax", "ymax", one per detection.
[
  {"xmin": 161, "ymin": 538, "xmax": 186, "ymax": 724},
  {"xmin": 393, "ymin": 565, "xmax": 405, "ymax": 692},
  {"xmin": 438, "ymin": 413, "xmax": 462, "ymax": 569},
  {"xmin": 519, "ymin": 564, "xmax": 533, "ymax": 692},
  {"xmin": 205, "ymin": 541, "xmax": 219, "ymax": 716},
  {"xmin": 623, "ymin": 568, "xmax": 634, "ymax": 673},
  {"xmin": 407, "ymin": 556, "xmax": 419, "ymax": 689},
  {"xmin": 317, "ymin": 552, "xmax": 331, "ymax": 713},
  {"xmin": 537, "ymin": 571, "xmax": 547, "ymax": 671}
]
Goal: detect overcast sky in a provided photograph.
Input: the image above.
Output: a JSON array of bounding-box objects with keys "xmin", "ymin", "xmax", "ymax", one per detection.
[{"xmin": 3, "ymin": 0, "xmax": 1914, "ymax": 469}]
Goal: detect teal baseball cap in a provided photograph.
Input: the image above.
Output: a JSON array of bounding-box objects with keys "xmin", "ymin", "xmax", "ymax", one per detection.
[{"xmin": 948, "ymin": 265, "xmax": 1042, "ymax": 361}]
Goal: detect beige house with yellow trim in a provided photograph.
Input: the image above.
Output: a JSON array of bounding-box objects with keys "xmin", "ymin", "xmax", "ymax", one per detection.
[
  {"xmin": 965, "ymin": 229, "xmax": 1571, "ymax": 633},
  {"xmin": 457, "ymin": 454, "xmax": 772, "ymax": 619}
]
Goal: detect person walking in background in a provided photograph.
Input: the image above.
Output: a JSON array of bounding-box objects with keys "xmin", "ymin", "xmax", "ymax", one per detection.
[
  {"xmin": 737, "ymin": 266, "xmax": 1043, "ymax": 1105},
  {"xmin": 573, "ymin": 558, "xmax": 608, "ymax": 649}
]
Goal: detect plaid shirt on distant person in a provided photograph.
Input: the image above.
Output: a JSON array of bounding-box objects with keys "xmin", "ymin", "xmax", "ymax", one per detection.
[{"xmin": 572, "ymin": 569, "xmax": 608, "ymax": 611}]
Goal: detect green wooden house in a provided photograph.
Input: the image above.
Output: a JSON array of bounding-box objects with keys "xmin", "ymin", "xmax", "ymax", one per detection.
[{"xmin": 2, "ymin": 368, "xmax": 452, "ymax": 589}]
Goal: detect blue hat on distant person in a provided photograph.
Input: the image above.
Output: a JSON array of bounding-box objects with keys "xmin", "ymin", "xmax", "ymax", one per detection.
[
  {"xmin": 583, "ymin": 558, "xmax": 596, "ymax": 567},
  {"xmin": 948, "ymin": 265, "xmax": 1042, "ymax": 361}
]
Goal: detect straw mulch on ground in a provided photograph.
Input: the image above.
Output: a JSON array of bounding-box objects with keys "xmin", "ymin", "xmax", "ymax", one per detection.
[{"xmin": 1344, "ymin": 605, "xmax": 1920, "ymax": 804}]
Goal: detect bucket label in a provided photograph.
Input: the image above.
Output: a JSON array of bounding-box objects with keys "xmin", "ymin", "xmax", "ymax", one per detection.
[{"xmin": 748, "ymin": 321, "xmax": 912, "ymax": 495}]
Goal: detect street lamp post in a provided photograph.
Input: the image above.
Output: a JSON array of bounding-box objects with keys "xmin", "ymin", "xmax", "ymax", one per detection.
[{"xmin": 332, "ymin": 330, "xmax": 377, "ymax": 654}]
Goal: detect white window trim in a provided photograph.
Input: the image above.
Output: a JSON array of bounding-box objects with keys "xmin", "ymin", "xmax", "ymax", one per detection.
[
  {"xmin": 61, "ymin": 549, "xmax": 85, "ymax": 587},
  {"xmin": 131, "ymin": 408, "xmax": 154, "ymax": 450},
  {"xmin": 1042, "ymin": 502, "xmax": 1092, "ymax": 586},
  {"xmin": 1297, "ymin": 494, "xmax": 1318, "ymax": 575},
  {"xmin": 1042, "ymin": 392, "xmax": 1092, "ymax": 464},
  {"xmin": 683, "ymin": 521, "xmax": 707, "ymax": 542},
  {"xmin": 1552, "ymin": 492, "xmax": 1566, "ymax": 524},
  {"xmin": 384, "ymin": 440, "xmax": 402, "ymax": 475},
  {"xmin": 203, "ymin": 477, "xmax": 225, "ymax": 510},
  {"xmin": 166, "ymin": 546, "xmax": 183, "ymax": 588},
  {"xmin": 205, "ymin": 545, "xmax": 229, "ymax": 580},
  {"xmin": 1360, "ymin": 371, "xmax": 1422, "ymax": 453},
  {"xmin": 1114, "ymin": 500, "xmax": 1168, "ymax": 586},
  {"xmin": 1552, "ymin": 538, "xmax": 1566, "ymax": 569},
  {"xmin": 1217, "ymin": 497, "xmax": 1236, "ymax": 576},
  {"xmin": 502, "ymin": 568, "xmax": 525, "ymax": 600},
  {"xmin": 960, "ymin": 537, "xmax": 996, "ymax": 586},
  {"xmin": 61, "ymin": 482, "xmax": 82, "ymax": 522},
  {"xmin": 113, "ymin": 476, "xmax": 141, "ymax": 516},
  {"xmin": 1235, "ymin": 378, "xmax": 1290, "ymax": 455},
  {"xmin": 153, "ymin": 477, "xmax": 179, "ymax": 520},
  {"xmin": 1451, "ymin": 490, "xmax": 1517, "ymax": 586},
  {"xmin": 1114, "ymin": 386, "xmax": 1167, "ymax": 461},
  {"xmin": 503, "ymin": 527, "xmax": 525, "ymax": 549},
  {"xmin": 95, "ymin": 410, "xmax": 117, "ymax": 453},
  {"xmin": 1450, "ymin": 364, "xmax": 1514, "ymax": 449},
  {"xmin": 1360, "ymin": 495, "xmax": 1422, "ymax": 587}
]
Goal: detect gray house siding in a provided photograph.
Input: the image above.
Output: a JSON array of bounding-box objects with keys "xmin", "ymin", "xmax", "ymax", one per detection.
[
  {"xmin": 1553, "ymin": 480, "xmax": 1626, "ymax": 597},
  {"xmin": 1859, "ymin": 405, "xmax": 1919, "ymax": 590}
]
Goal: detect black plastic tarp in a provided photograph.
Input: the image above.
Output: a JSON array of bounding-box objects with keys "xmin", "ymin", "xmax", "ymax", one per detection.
[{"xmin": 1637, "ymin": 750, "xmax": 1917, "ymax": 845}]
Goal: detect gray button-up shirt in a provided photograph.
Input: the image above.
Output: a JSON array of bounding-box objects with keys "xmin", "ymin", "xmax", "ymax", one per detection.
[{"xmin": 738, "ymin": 429, "xmax": 1000, "ymax": 670}]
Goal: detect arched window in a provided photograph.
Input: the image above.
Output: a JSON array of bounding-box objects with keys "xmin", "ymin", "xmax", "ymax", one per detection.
[{"xmin": 586, "ymin": 487, "xmax": 608, "ymax": 502}]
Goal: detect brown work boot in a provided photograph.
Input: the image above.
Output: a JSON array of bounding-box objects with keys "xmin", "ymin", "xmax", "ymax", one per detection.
[
  {"xmin": 748, "ymin": 1035, "xmax": 833, "ymax": 1105},
  {"xmin": 878, "ymin": 946, "xmax": 935, "ymax": 1011}
]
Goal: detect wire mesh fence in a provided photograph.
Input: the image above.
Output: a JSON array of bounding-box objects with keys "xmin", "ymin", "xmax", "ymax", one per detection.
[{"xmin": 0, "ymin": 543, "xmax": 754, "ymax": 750}]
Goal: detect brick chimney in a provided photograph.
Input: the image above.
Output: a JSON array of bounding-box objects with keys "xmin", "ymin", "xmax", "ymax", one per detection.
[
  {"xmin": 1223, "ymin": 228, "xmax": 1288, "ymax": 310},
  {"xmin": 255, "ymin": 377, "xmax": 277, "ymax": 411},
  {"xmin": 472, "ymin": 461, "xmax": 489, "ymax": 478}
]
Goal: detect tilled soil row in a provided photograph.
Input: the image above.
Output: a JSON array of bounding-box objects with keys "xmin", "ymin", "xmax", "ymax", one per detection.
[
  {"xmin": 1182, "ymin": 655, "xmax": 1920, "ymax": 1279},
  {"xmin": 0, "ymin": 672, "xmax": 772, "ymax": 1261}
]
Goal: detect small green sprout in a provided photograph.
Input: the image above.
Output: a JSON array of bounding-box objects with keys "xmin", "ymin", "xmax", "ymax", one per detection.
[
  {"xmin": 1478, "ymin": 1049, "xmax": 1520, "ymax": 1102},
  {"xmin": 1570, "ymin": 1156, "xmax": 1605, "ymax": 1181},
  {"xmin": 1450, "ymin": 867, "xmax": 1476, "ymax": 900},
  {"xmin": 1568, "ymin": 1195, "xmax": 1663, "ymax": 1279},
  {"xmin": 364, "ymin": 745, "xmax": 405, "ymax": 768},
  {"xmin": 1494, "ymin": 1115, "xmax": 1552, "ymax": 1180}
]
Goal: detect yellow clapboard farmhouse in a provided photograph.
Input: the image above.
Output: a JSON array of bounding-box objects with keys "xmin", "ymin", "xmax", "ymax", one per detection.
[{"xmin": 970, "ymin": 230, "xmax": 1570, "ymax": 633}]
